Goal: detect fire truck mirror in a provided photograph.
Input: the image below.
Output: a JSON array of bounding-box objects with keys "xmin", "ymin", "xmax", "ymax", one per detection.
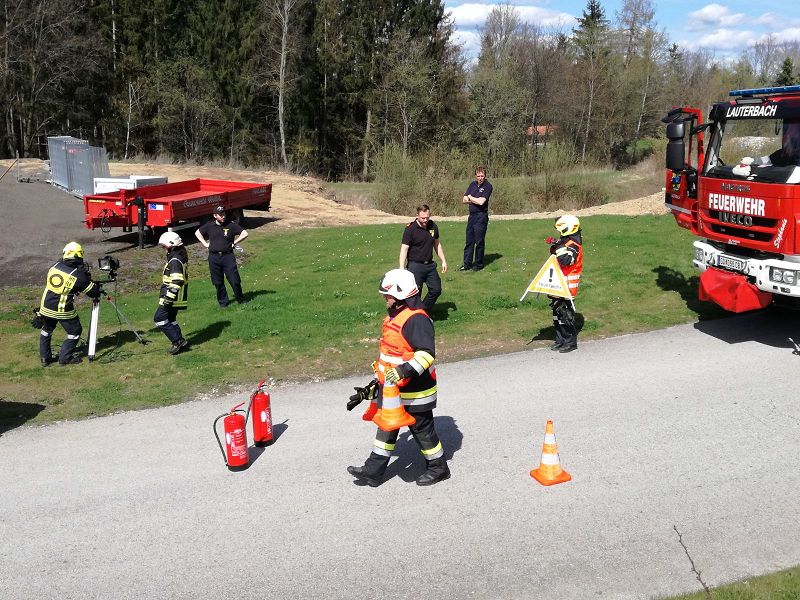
[
  {"xmin": 666, "ymin": 139, "xmax": 686, "ymax": 171},
  {"xmin": 666, "ymin": 122, "xmax": 684, "ymax": 140}
]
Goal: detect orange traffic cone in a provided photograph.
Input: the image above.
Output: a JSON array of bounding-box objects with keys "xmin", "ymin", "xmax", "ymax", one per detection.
[
  {"xmin": 372, "ymin": 383, "xmax": 415, "ymax": 431},
  {"xmin": 362, "ymin": 402, "xmax": 378, "ymax": 421},
  {"xmin": 530, "ymin": 420, "xmax": 571, "ymax": 486}
]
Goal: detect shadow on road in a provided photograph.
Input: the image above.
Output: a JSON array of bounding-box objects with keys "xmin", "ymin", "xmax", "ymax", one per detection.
[
  {"xmin": 694, "ymin": 307, "xmax": 800, "ymax": 349},
  {"xmin": 248, "ymin": 420, "xmax": 289, "ymax": 467},
  {"xmin": 0, "ymin": 400, "xmax": 46, "ymax": 435},
  {"xmin": 383, "ymin": 415, "xmax": 463, "ymax": 484}
]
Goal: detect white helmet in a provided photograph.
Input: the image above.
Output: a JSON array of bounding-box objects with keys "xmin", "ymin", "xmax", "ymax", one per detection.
[
  {"xmin": 555, "ymin": 214, "xmax": 580, "ymax": 236},
  {"xmin": 158, "ymin": 231, "xmax": 183, "ymax": 249},
  {"xmin": 379, "ymin": 269, "xmax": 418, "ymax": 300}
]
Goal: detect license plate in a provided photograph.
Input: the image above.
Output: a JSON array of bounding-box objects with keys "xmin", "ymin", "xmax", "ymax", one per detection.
[{"xmin": 717, "ymin": 254, "xmax": 746, "ymax": 272}]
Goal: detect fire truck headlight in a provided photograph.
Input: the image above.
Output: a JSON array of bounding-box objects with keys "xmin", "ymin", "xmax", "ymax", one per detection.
[
  {"xmin": 694, "ymin": 247, "xmax": 704, "ymax": 263},
  {"xmin": 770, "ymin": 268, "xmax": 798, "ymax": 284}
]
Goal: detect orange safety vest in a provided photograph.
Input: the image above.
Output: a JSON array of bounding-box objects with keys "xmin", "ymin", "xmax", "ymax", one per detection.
[
  {"xmin": 560, "ymin": 240, "xmax": 583, "ymax": 297},
  {"xmin": 377, "ymin": 307, "xmax": 428, "ymax": 385}
]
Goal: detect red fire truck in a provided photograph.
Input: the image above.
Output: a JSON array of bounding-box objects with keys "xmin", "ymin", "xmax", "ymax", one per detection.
[
  {"xmin": 83, "ymin": 178, "xmax": 271, "ymax": 246},
  {"xmin": 664, "ymin": 84, "xmax": 800, "ymax": 312}
]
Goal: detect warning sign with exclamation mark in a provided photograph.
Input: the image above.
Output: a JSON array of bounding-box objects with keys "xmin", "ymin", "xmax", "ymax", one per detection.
[{"xmin": 520, "ymin": 255, "xmax": 573, "ymax": 301}]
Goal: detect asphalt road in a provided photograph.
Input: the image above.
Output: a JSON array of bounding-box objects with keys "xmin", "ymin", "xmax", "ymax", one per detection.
[{"xmin": 1, "ymin": 313, "xmax": 799, "ymax": 600}]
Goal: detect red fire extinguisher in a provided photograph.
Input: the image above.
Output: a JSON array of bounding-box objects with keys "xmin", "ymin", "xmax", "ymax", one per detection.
[
  {"xmin": 213, "ymin": 402, "xmax": 249, "ymax": 471},
  {"xmin": 247, "ymin": 379, "xmax": 273, "ymax": 447}
]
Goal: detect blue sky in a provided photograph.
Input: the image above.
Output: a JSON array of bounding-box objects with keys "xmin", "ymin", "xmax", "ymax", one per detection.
[{"xmin": 445, "ymin": 0, "xmax": 800, "ymax": 60}]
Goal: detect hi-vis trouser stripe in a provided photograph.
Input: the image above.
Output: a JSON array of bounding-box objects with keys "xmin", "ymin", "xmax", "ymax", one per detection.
[
  {"xmin": 421, "ymin": 441, "xmax": 443, "ymax": 460},
  {"xmin": 372, "ymin": 438, "xmax": 396, "ymax": 457}
]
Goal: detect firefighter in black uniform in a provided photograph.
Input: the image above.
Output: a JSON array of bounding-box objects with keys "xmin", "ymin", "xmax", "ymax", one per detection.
[
  {"xmin": 38, "ymin": 242, "xmax": 102, "ymax": 366},
  {"xmin": 547, "ymin": 215, "xmax": 584, "ymax": 353},
  {"xmin": 399, "ymin": 204, "xmax": 448, "ymax": 311},
  {"xmin": 348, "ymin": 268, "xmax": 450, "ymax": 487},
  {"xmin": 194, "ymin": 206, "xmax": 249, "ymax": 307},
  {"xmin": 154, "ymin": 231, "xmax": 189, "ymax": 355}
]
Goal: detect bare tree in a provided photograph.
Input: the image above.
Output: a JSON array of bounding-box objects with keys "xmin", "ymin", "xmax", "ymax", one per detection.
[{"xmin": 262, "ymin": 0, "xmax": 305, "ymax": 167}]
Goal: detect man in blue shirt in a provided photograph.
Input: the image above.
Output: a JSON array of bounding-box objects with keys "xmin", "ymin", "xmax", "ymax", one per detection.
[{"xmin": 460, "ymin": 166, "xmax": 492, "ymax": 271}]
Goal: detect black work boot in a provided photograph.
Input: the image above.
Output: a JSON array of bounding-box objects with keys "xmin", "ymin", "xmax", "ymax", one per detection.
[
  {"xmin": 41, "ymin": 355, "xmax": 55, "ymax": 368},
  {"xmin": 168, "ymin": 338, "xmax": 189, "ymax": 355},
  {"xmin": 558, "ymin": 345, "xmax": 577, "ymax": 353},
  {"xmin": 416, "ymin": 459, "xmax": 451, "ymax": 486},
  {"xmin": 549, "ymin": 342, "xmax": 563, "ymax": 351},
  {"xmin": 347, "ymin": 465, "xmax": 382, "ymax": 487}
]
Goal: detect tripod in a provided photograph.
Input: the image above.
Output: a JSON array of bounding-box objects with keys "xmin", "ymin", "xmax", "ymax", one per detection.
[{"xmin": 87, "ymin": 293, "xmax": 148, "ymax": 361}]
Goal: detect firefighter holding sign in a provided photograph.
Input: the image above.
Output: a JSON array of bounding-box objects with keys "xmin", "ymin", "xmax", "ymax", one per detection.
[{"xmin": 547, "ymin": 215, "xmax": 583, "ymax": 352}]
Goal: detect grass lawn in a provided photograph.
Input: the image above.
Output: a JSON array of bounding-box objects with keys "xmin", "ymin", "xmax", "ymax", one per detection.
[
  {"xmin": 663, "ymin": 566, "xmax": 800, "ymax": 599},
  {"xmin": 0, "ymin": 214, "xmax": 723, "ymax": 425}
]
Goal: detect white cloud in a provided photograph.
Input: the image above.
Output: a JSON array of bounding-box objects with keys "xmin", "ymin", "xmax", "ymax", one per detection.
[
  {"xmin": 447, "ymin": 3, "xmax": 492, "ymax": 28},
  {"xmin": 446, "ymin": 2, "xmax": 576, "ymax": 31},
  {"xmin": 451, "ymin": 30, "xmax": 482, "ymax": 58},
  {"xmin": 771, "ymin": 27, "xmax": 800, "ymax": 44},
  {"xmin": 696, "ymin": 28, "xmax": 760, "ymax": 50},
  {"xmin": 687, "ymin": 4, "xmax": 746, "ymax": 31}
]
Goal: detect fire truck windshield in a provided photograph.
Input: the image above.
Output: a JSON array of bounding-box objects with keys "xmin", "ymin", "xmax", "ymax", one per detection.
[{"xmin": 705, "ymin": 117, "xmax": 800, "ymax": 183}]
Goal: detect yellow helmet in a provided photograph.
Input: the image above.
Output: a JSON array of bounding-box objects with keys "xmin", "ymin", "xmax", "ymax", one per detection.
[
  {"xmin": 62, "ymin": 242, "xmax": 84, "ymax": 260},
  {"xmin": 555, "ymin": 215, "xmax": 580, "ymax": 236}
]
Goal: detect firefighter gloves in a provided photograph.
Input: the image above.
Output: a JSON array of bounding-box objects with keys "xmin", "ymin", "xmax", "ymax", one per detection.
[{"xmin": 384, "ymin": 368, "xmax": 401, "ymax": 384}]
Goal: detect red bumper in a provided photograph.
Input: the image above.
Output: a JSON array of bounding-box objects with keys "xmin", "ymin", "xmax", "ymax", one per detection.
[{"xmin": 698, "ymin": 267, "xmax": 772, "ymax": 313}]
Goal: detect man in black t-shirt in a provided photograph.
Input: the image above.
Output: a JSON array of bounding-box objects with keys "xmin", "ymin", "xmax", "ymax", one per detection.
[
  {"xmin": 194, "ymin": 206, "xmax": 249, "ymax": 307},
  {"xmin": 399, "ymin": 204, "xmax": 448, "ymax": 310}
]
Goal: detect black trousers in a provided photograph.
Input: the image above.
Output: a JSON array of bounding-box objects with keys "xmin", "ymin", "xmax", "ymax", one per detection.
[
  {"xmin": 209, "ymin": 252, "xmax": 244, "ymax": 306},
  {"xmin": 362, "ymin": 410, "xmax": 446, "ymax": 477},
  {"xmin": 40, "ymin": 316, "xmax": 82, "ymax": 362},
  {"xmin": 550, "ymin": 297, "xmax": 577, "ymax": 348},
  {"xmin": 153, "ymin": 304, "xmax": 183, "ymax": 344},
  {"xmin": 463, "ymin": 212, "xmax": 488, "ymax": 268},
  {"xmin": 406, "ymin": 261, "xmax": 441, "ymax": 310}
]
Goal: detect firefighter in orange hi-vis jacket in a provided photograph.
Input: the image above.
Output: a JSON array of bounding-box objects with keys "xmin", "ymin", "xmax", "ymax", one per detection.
[{"xmin": 347, "ymin": 268, "xmax": 450, "ymax": 487}]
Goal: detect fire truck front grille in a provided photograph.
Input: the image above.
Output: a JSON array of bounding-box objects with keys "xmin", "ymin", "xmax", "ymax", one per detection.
[{"xmin": 709, "ymin": 223, "xmax": 774, "ymax": 242}]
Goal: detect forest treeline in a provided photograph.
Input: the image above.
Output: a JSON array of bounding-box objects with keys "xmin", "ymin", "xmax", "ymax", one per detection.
[{"xmin": 2, "ymin": 0, "xmax": 799, "ymax": 179}]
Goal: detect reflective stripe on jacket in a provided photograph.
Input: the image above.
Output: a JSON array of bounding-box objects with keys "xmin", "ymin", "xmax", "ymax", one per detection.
[
  {"xmin": 160, "ymin": 250, "xmax": 188, "ymax": 309},
  {"xmin": 558, "ymin": 239, "xmax": 583, "ymax": 297},
  {"xmin": 377, "ymin": 307, "xmax": 437, "ymax": 409},
  {"xmin": 39, "ymin": 261, "xmax": 98, "ymax": 319}
]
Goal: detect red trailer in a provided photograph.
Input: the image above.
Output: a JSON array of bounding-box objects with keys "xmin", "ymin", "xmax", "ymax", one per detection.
[{"xmin": 83, "ymin": 178, "xmax": 271, "ymax": 238}]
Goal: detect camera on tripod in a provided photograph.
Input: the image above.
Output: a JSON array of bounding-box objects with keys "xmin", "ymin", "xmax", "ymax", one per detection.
[{"xmin": 98, "ymin": 255, "xmax": 120, "ymax": 281}]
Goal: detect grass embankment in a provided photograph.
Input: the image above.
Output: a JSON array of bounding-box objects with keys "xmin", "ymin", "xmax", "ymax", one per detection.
[
  {"xmin": 329, "ymin": 164, "xmax": 664, "ymax": 216},
  {"xmin": 664, "ymin": 565, "xmax": 800, "ymax": 599},
  {"xmin": 0, "ymin": 214, "xmax": 721, "ymax": 425}
]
